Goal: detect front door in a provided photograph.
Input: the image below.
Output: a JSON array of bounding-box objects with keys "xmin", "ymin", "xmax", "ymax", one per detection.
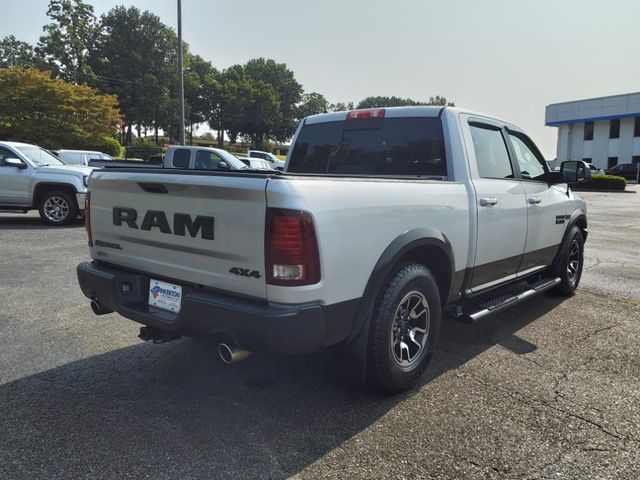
[
  {"xmin": 505, "ymin": 131, "xmax": 567, "ymax": 272},
  {"xmin": 465, "ymin": 120, "xmax": 528, "ymax": 291},
  {"xmin": 0, "ymin": 147, "xmax": 32, "ymax": 205}
]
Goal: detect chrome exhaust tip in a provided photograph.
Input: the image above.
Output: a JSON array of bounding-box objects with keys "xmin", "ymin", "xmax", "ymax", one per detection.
[
  {"xmin": 90, "ymin": 299, "xmax": 112, "ymax": 316},
  {"xmin": 218, "ymin": 343, "xmax": 251, "ymax": 364}
]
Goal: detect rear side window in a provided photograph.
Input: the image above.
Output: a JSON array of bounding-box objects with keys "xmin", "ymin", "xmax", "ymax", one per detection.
[
  {"xmin": 172, "ymin": 149, "xmax": 190, "ymax": 168},
  {"xmin": 469, "ymin": 125, "xmax": 513, "ymax": 179},
  {"xmin": 288, "ymin": 117, "xmax": 446, "ymax": 177}
]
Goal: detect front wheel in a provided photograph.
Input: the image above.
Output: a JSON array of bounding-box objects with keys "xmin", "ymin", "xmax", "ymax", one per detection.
[
  {"xmin": 551, "ymin": 225, "xmax": 584, "ymax": 297},
  {"xmin": 38, "ymin": 190, "xmax": 78, "ymax": 226},
  {"xmin": 367, "ymin": 263, "xmax": 442, "ymax": 393}
]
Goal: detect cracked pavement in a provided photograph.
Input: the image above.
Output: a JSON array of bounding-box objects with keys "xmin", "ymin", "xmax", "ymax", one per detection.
[{"xmin": 1, "ymin": 187, "xmax": 639, "ymax": 479}]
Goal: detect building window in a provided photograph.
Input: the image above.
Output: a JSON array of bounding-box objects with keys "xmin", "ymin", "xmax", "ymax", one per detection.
[
  {"xmin": 635, "ymin": 118, "xmax": 640, "ymax": 137},
  {"xmin": 610, "ymin": 119, "xmax": 620, "ymax": 139},
  {"xmin": 633, "ymin": 156, "xmax": 640, "ymax": 164},
  {"xmin": 583, "ymin": 121, "xmax": 594, "ymax": 141},
  {"xmin": 608, "ymin": 157, "xmax": 618, "ymax": 168},
  {"xmin": 583, "ymin": 158, "xmax": 592, "ymax": 163}
]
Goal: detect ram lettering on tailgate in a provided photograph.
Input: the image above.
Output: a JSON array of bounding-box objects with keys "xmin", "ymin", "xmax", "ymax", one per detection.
[{"xmin": 112, "ymin": 207, "xmax": 215, "ymax": 240}]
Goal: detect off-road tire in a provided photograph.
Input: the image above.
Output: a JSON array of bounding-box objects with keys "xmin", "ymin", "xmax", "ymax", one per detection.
[
  {"xmin": 367, "ymin": 262, "xmax": 442, "ymax": 393},
  {"xmin": 551, "ymin": 225, "xmax": 584, "ymax": 297}
]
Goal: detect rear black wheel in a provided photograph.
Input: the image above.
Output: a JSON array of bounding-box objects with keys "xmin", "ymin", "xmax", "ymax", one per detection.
[
  {"xmin": 551, "ymin": 225, "xmax": 584, "ymax": 297},
  {"xmin": 367, "ymin": 262, "xmax": 441, "ymax": 393}
]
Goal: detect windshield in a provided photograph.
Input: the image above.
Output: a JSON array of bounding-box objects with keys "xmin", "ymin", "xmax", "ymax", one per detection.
[
  {"xmin": 216, "ymin": 150, "xmax": 247, "ymax": 169},
  {"xmin": 15, "ymin": 146, "xmax": 64, "ymax": 166}
]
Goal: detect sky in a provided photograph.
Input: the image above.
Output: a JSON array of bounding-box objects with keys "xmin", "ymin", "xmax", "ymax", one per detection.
[{"xmin": 1, "ymin": 0, "xmax": 638, "ymax": 157}]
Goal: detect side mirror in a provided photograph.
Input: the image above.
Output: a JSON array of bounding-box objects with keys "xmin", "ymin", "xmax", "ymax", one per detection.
[
  {"xmin": 5, "ymin": 158, "xmax": 27, "ymax": 169},
  {"xmin": 560, "ymin": 160, "xmax": 592, "ymax": 184},
  {"xmin": 217, "ymin": 161, "xmax": 230, "ymax": 170}
]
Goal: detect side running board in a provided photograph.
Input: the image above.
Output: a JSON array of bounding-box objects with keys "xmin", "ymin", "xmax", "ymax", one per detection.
[{"xmin": 456, "ymin": 277, "xmax": 561, "ymax": 324}]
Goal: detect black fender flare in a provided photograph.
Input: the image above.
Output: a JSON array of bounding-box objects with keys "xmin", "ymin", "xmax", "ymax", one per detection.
[
  {"xmin": 552, "ymin": 211, "xmax": 587, "ymax": 267},
  {"xmin": 347, "ymin": 227, "xmax": 455, "ymax": 345},
  {"xmin": 33, "ymin": 182, "xmax": 80, "ymax": 207}
]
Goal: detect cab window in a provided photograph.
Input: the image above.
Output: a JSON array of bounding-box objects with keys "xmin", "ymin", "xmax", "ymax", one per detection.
[
  {"xmin": 469, "ymin": 124, "xmax": 513, "ymax": 179},
  {"xmin": 508, "ymin": 133, "xmax": 546, "ymax": 181},
  {"xmin": 172, "ymin": 149, "xmax": 191, "ymax": 168},
  {"xmin": 194, "ymin": 151, "xmax": 223, "ymax": 170},
  {"xmin": 0, "ymin": 147, "xmax": 14, "ymax": 166}
]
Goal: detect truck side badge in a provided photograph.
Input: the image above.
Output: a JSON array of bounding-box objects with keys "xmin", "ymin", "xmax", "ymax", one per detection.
[{"xmin": 229, "ymin": 267, "xmax": 262, "ymax": 279}]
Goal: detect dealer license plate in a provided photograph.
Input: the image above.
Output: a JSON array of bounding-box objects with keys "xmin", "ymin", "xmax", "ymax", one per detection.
[{"xmin": 148, "ymin": 279, "xmax": 182, "ymax": 313}]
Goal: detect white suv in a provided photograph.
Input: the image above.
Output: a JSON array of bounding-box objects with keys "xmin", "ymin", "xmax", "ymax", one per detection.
[
  {"xmin": 57, "ymin": 150, "xmax": 114, "ymax": 166},
  {"xmin": 247, "ymin": 150, "xmax": 285, "ymax": 170}
]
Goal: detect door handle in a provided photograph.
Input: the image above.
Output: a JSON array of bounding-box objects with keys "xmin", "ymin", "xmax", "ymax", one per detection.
[
  {"xmin": 528, "ymin": 196, "xmax": 542, "ymax": 205},
  {"xmin": 479, "ymin": 196, "xmax": 498, "ymax": 207}
]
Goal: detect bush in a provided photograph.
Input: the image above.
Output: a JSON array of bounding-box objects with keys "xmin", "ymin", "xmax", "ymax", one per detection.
[
  {"xmin": 89, "ymin": 137, "xmax": 122, "ymax": 157},
  {"xmin": 125, "ymin": 138, "xmax": 162, "ymax": 161},
  {"xmin": 575, "ymin": 174, "xmax": 627, "ymax": 191}
]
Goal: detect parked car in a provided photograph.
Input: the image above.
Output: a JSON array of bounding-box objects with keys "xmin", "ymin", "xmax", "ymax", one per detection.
[
  {"xmin": 0, "ymin": 141, "xmax": 92, "ymax": 225},
  {"xmin": 77, "ymin": 106, "xmax": 589, "ymax": 392},
  {"xmin": 89, "ymin": 146, "xmax": 247, "ymax": 170},
  {"xmin": 164, "ymin": 146, "xmax": 247, "ymax": 171},
  {"xmin": 605, "ymin": 163, "xmax": 639, "ymax": 181},
  {"xmin": 237, "ymin": 157, "xmax": 275, "ymax": 170},
  {"xmin": 57, "ymin": 149, "xmax": 114, "ymax": 166},
  {"xmin": 553, "ymin": 163, "xmax": 604, "ymax": 175},
  {"xmin": 247, "ymin": 150, "xmax": 285, "ymax": 170}
]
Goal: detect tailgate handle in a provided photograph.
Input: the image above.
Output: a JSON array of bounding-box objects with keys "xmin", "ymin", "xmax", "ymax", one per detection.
[{"xmin": 138, "ymin": 182, "xmax": 169, "ymax": 194}]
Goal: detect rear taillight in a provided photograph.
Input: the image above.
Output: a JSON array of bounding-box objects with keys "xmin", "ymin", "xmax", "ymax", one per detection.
[
  {"xmin": 265, "ymin": 208, "xmax": 320, "ymax": 286},
  {"xmin": 85, "ymin": 192, "xmax": 92, "ymax": 247},
  {"xmin": 346, "ymin": 108, "xmax": 385, "ymax": 120}
]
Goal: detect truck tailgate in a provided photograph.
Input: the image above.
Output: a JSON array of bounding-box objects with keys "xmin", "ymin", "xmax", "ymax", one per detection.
[{"xmin": 88, "ymin": 170, "xmax": 269, "ymax": 299}]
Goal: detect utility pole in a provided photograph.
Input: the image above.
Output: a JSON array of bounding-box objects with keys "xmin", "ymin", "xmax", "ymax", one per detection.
[{"xmin": 177, "ymin": 0, "xmax": 186, "ymax": 145}]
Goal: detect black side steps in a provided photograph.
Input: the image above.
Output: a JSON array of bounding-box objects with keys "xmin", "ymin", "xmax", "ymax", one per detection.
[{"xmin": 455, "ymin": 277, "xmax": 561, "ymax": 324}]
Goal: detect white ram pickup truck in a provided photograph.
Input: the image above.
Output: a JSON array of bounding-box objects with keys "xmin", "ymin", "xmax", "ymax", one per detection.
[
  {"xmin": 0, "ymin": 141, "xmax": 92, "ymax": 225},
  {"xmin": 77, "ymin": 107, "xmax": 590, "ymax": 392}
]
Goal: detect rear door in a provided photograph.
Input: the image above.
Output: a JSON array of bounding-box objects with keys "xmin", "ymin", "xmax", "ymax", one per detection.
[
  {"xmin": 505, "ymin": 130, "xmax": 567, "ymax": 272},
  {"xmin": 89, "ymin": 170, "xmax": 270, "ymax": 299},
  {"xmin": 465, "ymin": 120, "xmax": 528, "ymax": 290}
]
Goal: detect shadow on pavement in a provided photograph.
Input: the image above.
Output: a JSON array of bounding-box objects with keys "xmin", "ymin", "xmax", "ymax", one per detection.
[
  {"xmin": 0, "ymin": 295, "xmax": 565, "ymax": 479},
  {"xmin": 0, "ymin": 215, "xmax": 84, "ymax": 230}
]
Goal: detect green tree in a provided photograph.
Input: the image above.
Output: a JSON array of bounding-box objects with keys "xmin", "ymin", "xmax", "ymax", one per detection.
[
  {"xmin": 243, "ymin": 58, "xmax": 302, "ymax": 142},
  {"xmin": 297, "ymin": 92, "xmax": 329, "ymax": 119},
  {"xmin": 356, "ymin": 95, "xmax": 454, "ymax": 108},
  {"xmin": 0, "ymin": 68, "xmax": 121, "ymax": 149},
  {"xmin": 0, "ymin": 36, "xmax": 40, "ymax": 68},
  {"xmin": 89, "ymin": 5, "xmax": 178, "ymax": 144},
  {"xmin": 329, "ymin": 101, "xmax": 355, "ymax": 112},
  {"xmin": 36, "ymin": 0, "xmax": 98, "ymax": 82},
  {"xmin": 205, "ymin": 66, "xmax": 251, "ymax": 147},
  {"xmin": 240, "ymin": 80, "xmax": 280, "ymax": 149},
  {"xmin": 184, "ymin": 54, "xmax": 218, "ymax": 144}
]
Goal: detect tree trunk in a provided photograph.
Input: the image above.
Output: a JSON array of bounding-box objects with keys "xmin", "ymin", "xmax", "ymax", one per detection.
[
  {"xmin": 126, "ymin": 124, "xmax": 132, "ymax": 146},
  {"xmin": 217, "ymin": 129, "xmax": 224, "ymax": 148}
]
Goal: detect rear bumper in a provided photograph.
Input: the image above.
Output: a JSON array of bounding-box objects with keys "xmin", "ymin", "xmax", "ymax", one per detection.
[{"xmin": 77, "ymin": 261, "xmax": 358, "ymax": 354}]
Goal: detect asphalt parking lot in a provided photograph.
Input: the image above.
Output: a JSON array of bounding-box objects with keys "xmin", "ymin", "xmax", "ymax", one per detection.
[{"xmin": 1, "ymin": 188, "xmax": 639, "ymax": 480}]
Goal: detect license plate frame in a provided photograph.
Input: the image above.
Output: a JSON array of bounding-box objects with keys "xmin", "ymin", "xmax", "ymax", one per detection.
[{"xmin": 148, "ymin": 279, "xmax": 182, "ymax": 313}]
